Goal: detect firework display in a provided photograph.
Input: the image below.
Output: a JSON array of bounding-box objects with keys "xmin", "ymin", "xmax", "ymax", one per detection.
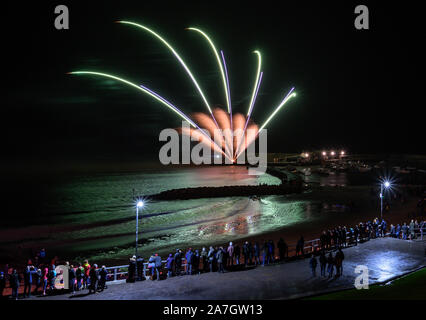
[{"xmin": 70, "ymin": 21, "xmax": 296, "ymax": 162}]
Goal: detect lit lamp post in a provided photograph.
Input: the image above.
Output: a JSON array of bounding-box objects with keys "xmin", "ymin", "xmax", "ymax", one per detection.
[
  {"xmin": 380, "ymin": 181, "xmax": 391, "ymax": 220},
  {"xmin": 135, "ymin": 200, "xmax": 144, "ymax": 257}
]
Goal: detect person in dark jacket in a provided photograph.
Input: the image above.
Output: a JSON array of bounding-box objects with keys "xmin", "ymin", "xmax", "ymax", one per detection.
[
  {"xmin": 10, "ymin": 269, "xmax": 21, "ymax": 300},
  {"xmin": 253, "ymin": 242, "xmax": 261, "ymax": 265},
  {"xmin": 75, "ymin": 263, "xmax": 83, "ymax": 290},
  {"xmin": 174, "ymin": 249, "xmax": 182, "ymax": 276},
  {"xmin": 136, "ymin": 256, "xmax": 144, "ymax": 281},
  {"xmin": 277, "ymin": 238, "xmax": 288, "ymax": 261},
  {"xmin": 0, "ymin": 271, "xmax": 6, "ymax": 299},
  {"xmin": 234, "ymin": 244, "xmax": 240, "ymax": 265},
  {"xmin": 48, "ymin": 264, "xmax": 56, "ymax": 293},
  {"xmin": 185, "ymin": 248, "xmax": 194, "ymax": 275},
  {"xmin": 296, "ymin": 236, "xmax": 305, "ymax": 257},
  {"xmin": 319, "ymin": 251, "xmax": 327, "ymax": 277},
  {"xmin": 267, "ymin": 240, "xmax": 275, "ymax": 264},
  {"xmin": 193, "ymin": 249, "xmax": 200, "ymax": 275},
  {"xmin": 88, "ymin": 264, "xmax": 99, "ymax": 294},
  {"xmin": 98, "ymin": 266, "xmax": 108, "ymax": 291},
  {"xmin": 68, "ymin": 264, "xmax": 76, "ymax": 294},
  {"xmin": 335, "ymin": 248, "xmax": 345, "ymax": 276},
  {"xmin": 200, "ymin": 247, "xmax": 208, "ymax": 272},
  {"xmin": 128, "ymin": 256, "xmax": 136, "ymax": 283},
  {"xmin": 216, "ymin": 247, "xmax": 224, "ymax": 273},
  {"xmin": 207, "ymin": 246, "xmax": 215, "ymax": 272},
  {"xmin": 327, "ymin": 253, "xmax": 335, "ymax": 278},
  {"xmin": 23, "ymin": 266, "xmax": 37, "ymax": 298},
  {"xmin": 166, "ymin": 254, "xmax": 174, "ymax": 278},
  {"xmin": 127, "ymin": 255, "xmax": 136, "ymax": 283},
  {"xmin": 309, "ymin": 254, "xmax": 318, "ymax": 277},
  {"xmin": 261, "ymin": 241, "xmax": 268, "ymax": 266},
  {"xmin": 242, "ymin": 241, "xmax": 250, "ymax": 266}
]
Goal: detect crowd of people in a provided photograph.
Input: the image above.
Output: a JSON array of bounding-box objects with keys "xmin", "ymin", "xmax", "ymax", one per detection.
[
  {"xmin": 0, "ymin": 252, "xmax": 109, "ymax": 300},
  {"xmin": 1, "ymin": 216, "xmax": 425, "ymax": 300}
]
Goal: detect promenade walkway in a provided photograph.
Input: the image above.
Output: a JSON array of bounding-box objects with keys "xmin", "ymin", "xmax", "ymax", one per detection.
[{"xmin": 34, "ymin": 238, "xmax": 425, "ymax": 300}]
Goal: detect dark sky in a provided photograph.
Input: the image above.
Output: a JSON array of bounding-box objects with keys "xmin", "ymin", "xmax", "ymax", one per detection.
[{"xmin": 2, "ymin": 1, "xmax": 423, "ymax": 171}]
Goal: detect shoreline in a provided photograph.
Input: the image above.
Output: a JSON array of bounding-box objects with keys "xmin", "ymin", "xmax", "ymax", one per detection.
[{"xmin": 1, "ymin": 180, "xmax": 424, "ymax": 269}]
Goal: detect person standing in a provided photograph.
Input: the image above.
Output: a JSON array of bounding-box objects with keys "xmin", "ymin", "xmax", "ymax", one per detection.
[
  {"xmin": 319, "ymin": 251, "xmax": 327, "ymax": 277},
  {"xmin": 261, "ymin": 241, "xmax": 268, "ymax": 266},
  {"xmin": 83, "ymin": 260, "xmax": 91, "ymax": 289},
  {"xmin": 327, "ymin": 253, "xmax": 335, "ymax": 278},
  {"xmin": 166, "ymin": 254, "xmax": 174, "ymax": 278},
  {"xmin": 296, "ymin": 236, "xmax": 305, "ymax": 257},
  {"xmin": 185, "ymin": 248, "xmax": 194, "ymax": 275},
  {"xmin": 200, "ymin": 247, "xmax": 208, "ymax": 272},
  {"xmin": 309, "ymin": 255, "xmax": 318, "ymax": 277},
  {"xmin": 267, "ymin": 240, "xmax": 275, "ymax": 264},
  {"xmin": 0, "ymin": 271, "xmax": 6, "ymax": 299},
  {"xmin": 148, "ymin": 254, "xmax": 156, "ymax": 280},
  {"xmin": 193, "ymin": 249, "xmax": 200, "ymax": 275},
  {"xmin": 98, "ymin": 266, "xmax": 108, "ymax": 291},
  {"xmin": 396, "ymin": 224, "xmax": 401, "ymax": 239},
  {"xmin": 402, "ymin": 223, "xmax": 408, "ymax": 240},
  {"xmin": 136, "ymin": 256, "xmax": 144, "ymax": 281},
  {"xmin": 10, "ymin": 269, "xmax": 21, "ymax": 300},
  {"xmin": 128, "ymin": 256, "xmax": 136, "ymax": 283},
  {"xmin": 234, "ymin": 244, "xmax": 240, "ymax": 265},
  {"xmin": 88, "ymin": 264, "xmax": 99, "ymax": 294},
  {"xmin": 23, "ymin": 266, "xmax": 37, "ymax": 298},
  {"xmin": 48, "ymin": 264, "xmax": 56, "ymax": 293},
  {"xmin": 390, "ymin": 224, "xmax": 396, "ymax": 237},
  {"xmin": 253, "ymin": 242, "xmax": 261, "ymax": 265},
  {"xmin": 207, "ymin": 246, "xmax": 215, "ymax": 272},
  {"xmin": 216, "ymin": 247, "xmax": 224, "ymax": 273},
  {"xmin": 42, "ymin": 266, "xmax": 49, "ymax": 296},
  {"xmin": 68, "ymin": 264, "xmax": 76, "ymax": 294},
  {"xmin": 409, "ymin": 220, "xmax": 416, "ymax": 239},
  {"xmin": 335, "ymin": 248, "xmax": 345, "ymax": 276},
  {"xmin": 174, "ymin": 249, "xmax": 182, "ymax": 276},
  {"xmin": 243, "ymin": 241, "xmax": 250, "ymax": 266},
  {"xmin": 154, "ymin": 253, "xmax": 162, "ymax": 281},
  {"xmin": 277, "ymin": 238, "xmax": 288, "ymax": 261},
  {"xmin": 227, "ymin": 242, "xmax": 234, "ymax": 267},
  {"xmin": 381, "ymin": 219, "xmax": 387, "ymax": 237},
  {"xmin": 354, "ymin": 225, "xmax": 360, "ymax": 245},
  {"xmin": 75, "ymin": 263, "xmax": 84, "ymax": 290}
]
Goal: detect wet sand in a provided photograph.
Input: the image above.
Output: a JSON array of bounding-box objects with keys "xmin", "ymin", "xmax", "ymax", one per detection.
[{"xmin": 0, "ymin": 184, "xmax": 423, "ymax": 269}]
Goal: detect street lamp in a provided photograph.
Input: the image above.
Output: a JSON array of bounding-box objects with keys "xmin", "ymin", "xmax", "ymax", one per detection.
[
  {"xmin": 135, "ymin": 200, "xmax": 144, "ymax": 256},
  {"xmin": 380, "ymin": 181, "xmax": 391, "ymax": 220}
]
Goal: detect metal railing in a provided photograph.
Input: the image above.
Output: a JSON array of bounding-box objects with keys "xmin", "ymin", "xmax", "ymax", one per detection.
[
  {"xmin": 105, "ymin": 260, "xmax": 188, "ymax": 282},
  {"xmin": 103, "ymin": 226, "xmax": 426, "ymax": 282}
]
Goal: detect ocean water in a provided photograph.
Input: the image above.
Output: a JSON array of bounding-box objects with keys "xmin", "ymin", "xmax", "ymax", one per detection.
[{"xmin": 0, "ymin": 166, "xmax": 352, "ymax": 264}]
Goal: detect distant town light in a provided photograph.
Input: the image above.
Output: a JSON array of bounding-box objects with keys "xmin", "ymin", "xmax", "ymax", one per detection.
[
  {"xmin": 137, "ymin": 201, "xmax": 144, "ymax": 208},
  {"xmin": 384, "ymin": 181, "xmax": 391, "ymax": 188},
  {"xmin": 330, "ymin": 151, "xmax": 335, "ymax": 156},
  {"xmin": 305, "ymin": 153, "xmax": 309, "ymax": 158},
  {"xmin": 322, "ymin": 151, "xmax": 327, "ymax": 156},
  {"xmin": 341, "ymin": 151, "xmax": 345, "ymax": 155}
]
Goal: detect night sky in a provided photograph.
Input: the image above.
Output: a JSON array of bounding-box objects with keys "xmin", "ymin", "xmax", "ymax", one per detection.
[{"xmin": 2, "ymin": 1, "xmax": 423, "ymax": 172}]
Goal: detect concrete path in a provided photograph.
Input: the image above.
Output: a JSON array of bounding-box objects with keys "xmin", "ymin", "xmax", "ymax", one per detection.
[{"xmin": 34, "ymin": 238, "xmax": 426, "ymax": 300}]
